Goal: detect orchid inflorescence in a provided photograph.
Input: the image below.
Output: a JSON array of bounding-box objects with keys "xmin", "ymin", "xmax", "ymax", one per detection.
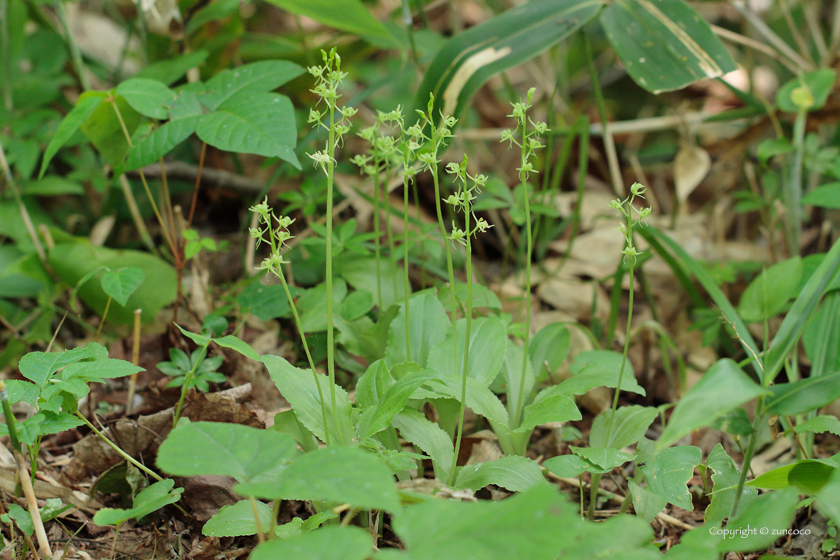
[
  {"xmin": 307, "ymin": 48, "xmax": 357, "ymax": 175},
  {"xmin": 444, "ymin": 155, "xmax": 492, "ymax": 246},
  {"xmin": 500, "ymin": 87, "xmax": 548, "ymax": 183},
  {"xmin": 610, "ymin": 182, "xmax": 651, "ymax": 263},
  {"xmin": 249, "ymin": 197, "xmax": 294, "ymax": 273}
]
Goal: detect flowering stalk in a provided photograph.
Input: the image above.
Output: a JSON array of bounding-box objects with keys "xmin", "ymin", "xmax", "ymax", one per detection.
[
  {"xmin": 501, "ymin": 88, "xmax": 548, "ymax": 428},
  {"xmin": 444, "ymin": 155, "xmax": 492, "ymax": 485},
  {"xmin": 588, "ymin": 182, "xmax": 649, "ymax": 519},
  {"xmin": 413, "ymin": 96, "xmax": 460, "ymax": 413},
  {"xmin": 396, "ymin": 112, "xmax": 422, "ymax": 360},
  {"xmin": 249, "ymin": 199, "xmax": 333, "ymax": 444},
  {"xmin": 353, "ymin": 115, "xmax": 399, "ymax": 309},
  {"xmin": 307, "ymin": 49, "xmax": 356, "ymax": 444}
]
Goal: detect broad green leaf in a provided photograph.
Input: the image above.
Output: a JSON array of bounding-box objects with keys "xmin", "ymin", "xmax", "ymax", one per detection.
[
  {"xmin": 788, "ymin": 460, "xmax": 836, "ymax": 494},
  {"xmin": 125, "ymin": 116, "xmax": 199, "ymax": 171},
  {"xmin": 4, "ymin": 380, "xmax": 39, "ymax": 407},
  {"xmin": 262, "ymin": 0, "xmax": 393, "ymax": 43},
  {"xmin": 18, "ymin": 343, "xmax": 104, "ymax": 387},
  {"xmin": 777, "ymin": 69, "xmax": 837, "ymax": 113},
  {"xmin": 426, "ymin": 316, "xmax": 506, "ymax": 386},
  {"xmin": 297, "ymin": 280, "xmax": 347, "ymax": 333},
  {"xmin": 22, "ymin": 177, "xmax": 85, "ymax": 196},
  {"xmin": 657, "ymin": 359, "xmax": 767, "ymax": 451},
  {"xmin": 392, "ymin": 408, "xmax": 454, "ymax": 482},
  {"xmin": 803, "ymin": 290, "xmax": 840, "ymax": 377},
  {"xmin": 237, "ymin": 280, "xmax": 293, "ymax": 321},
  {"xmin": 543, "ymin": 453, "xmax": 612, "ymax": 477},
  {"xmin": 213, "ymin": 335, "xmax": 260, "ymax": 361},
  {"xmin": 501, "ymin": 341, "xmax": 536, "ymax": 426},
  {"xmin": 2, "ymin": 504, "xmax": 33, "ymax": 535},
  {"xmin": 704, "ymin": 444, "xmax": 756, "ymax": 527},
  {"xmin": 817, "ymin": 470, "xmax": 840, "ymax": 525},
  {"xmin": 394, "ymin": 485, "xmax": 580, "ymax": 560},
  {"xmin": 156, "ymin": 421, "xmax": 300, "ymax": 481},
  {"xmin": 39, "ymin": 93, "xmax": 103, "ymax": 178},
  {"xmin": 203, "ymin": 500, "xmax": 272, "ymax": 537},
  {"xmin": 765, "ymin": 235, "xmax": 840, "ymax": 383},
  {"xmin": 414, "ymin": 0, "xmax": 602, "ymax": 118},
  {"xmin": 115, "ymin": 78, "xmax": 176, "ymax": 120},
  {"xmin": 600, "ymin": 0, "xmax": 737, "ymax": 93},
  {"xmin": 355, "ymin": 360, "xmax": 392, "ymax": 408},
  {"xmin": 571, "ymin": 447, "xmax": 633, "ymax": 470},
  {"xmin": 134, "ymin": 50, "xmax": 208, "ymax": 85},
  {"xmin": 60, "ymin": 358, "xmax": 142, "ymax": 381},
  {"xmin": 263, "ymin": 354, "xmax": 353, "ymax": 444},
  {"xmin": 80, "ymin": 94, "xmax": 141, "ymax": 168},
  {"xmin": 200, "ymin": 60, "xmax": 305, "ymax": 111},
  {"xmin": 441, "ymin": 282, "xmax": 502, "ymax": 312},
  {"xmin": 746, "ymin": 462, "xmax": 798, "ymax": 490},
  {"xmin": 513, "ymin": 394, "xmax": 581, "ymax": 435},
  {"xmin": 628, "ymin": 480, "xmax": 666, "ymax": 523},
  {"xmin": 338, "ymin": 255, "xmax": 405, "ymax": 310},
  {"xmin": 529, "ymin": 323, "xmax": 570, "ymax": 379},
  {"xmin": 386, "ymin": 293, "xmax": 451, "ymax": 368},
  {"xmin": 561, "ymin": 513, "xmax": 659, "ymax": 560},
  {"xmin": 737, "ymin": 257, "xmax": 803, "ymax": 322},
  {"xmin": 49, "ymin": 242, "xmax": 176, "ymax": 325},
  {"xmin": 717, "ymin": 487, "xmax": 799, "ymax": 552},
  {"xmin": 235, "ymin": 446, "xmax": 400, "ymax": 512},
  {"xmin": 549, "ymin": 350, "xmax": 645, "ymax": 398},
  {"xmin": 803, "ymin": 182, "xmax": 840, "ymax": 209},
  {"xmin": 794, "ymin": 415, "xmax": 840, "ymax": 436},
  {"xmin": 339, "ymin": 290, "xmax": 374, "ymax": 321},
  {"xmin": 454, "ymin": 456, "xmax": 547, "ymax": 492},
  {"xmin": 273, "ymin": 410, "xmax": 317, "ymax": 452},
  {"xmin": 639, "ymin": 446, "xmax": 701, "ymax": 510},
  {"xmin": 100, "ymin": 267, "xmax": 144, "ymax": 307},
  {"xmin": 196, "ymin": 92, "xmax": 299, "ymax": 168},
  {"xmin": 766, "ymin": 371, "xmax": 840, "ymax": 415},
  {"xmin": 357, "ymin": 368, "xmax": 444, "ymax": 439},
  {"xmin": 417, "ymin": 373, "xmax": 509, "ymax": 428},
  {"xmin": 250, "ymin": 526, "xmax": 371, "ymax": 560},
  {"xmin": 93, "ymin": 479, "xmax": 183, "ymax": 526},
  {"xmin": 275, "ymin": 517, "xmax": 302, "ymax": 539},
  {"xmin": 590, "ymin": 406, "xmax": 657, "ymax": 449}
]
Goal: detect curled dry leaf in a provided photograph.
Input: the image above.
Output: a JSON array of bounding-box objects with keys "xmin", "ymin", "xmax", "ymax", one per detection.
[{"xmin": 674, "ymin": 143, "xmax": 711, "ymax": 209}]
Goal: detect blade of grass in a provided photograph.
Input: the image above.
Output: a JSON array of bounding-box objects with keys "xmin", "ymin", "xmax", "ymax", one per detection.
[
  {"xmin": 643, "ymin": 226, "xmax": 761, "ymax": 379},
  {"xmin": 764, "ymin": 236, "xmax": 840, "ymax": 385}
]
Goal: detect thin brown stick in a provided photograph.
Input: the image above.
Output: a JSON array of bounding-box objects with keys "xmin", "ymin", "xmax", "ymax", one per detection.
[
  {"xmin": 13, "ymin": 450, "xmax": 52, "ymax": 558},
  {"xmin": 126, "ymin": 309, "xmax": 141, "ymax": 415},
  {"xmin": 94, "ymin": 297, "xmax": 111, "ymax": 342},
  {"xmin": 187, "ymin": 142, "xmax": 207, "ymax": 228}
]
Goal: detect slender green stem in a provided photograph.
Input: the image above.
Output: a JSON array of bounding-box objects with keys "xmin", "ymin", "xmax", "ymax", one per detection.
[
  {"xmin": 403, "ymin": 174, "xmax": 412, "ymax": 361},
  {"xmin": 385, "ymin": 168, "xmax": 398, "ymax": 296},
  {"xmin": 786, "ymin": 108, "xmax": 806, "ymax": 255},
  {"xmin": 604, "ymin": 226, "xmax": 636, "ymax": 443},
  {"xmin": 432, "ymin": 169, "xmax": 459, "ymax": 377},
  {"xmin": 514, "ymin": 124, "xmax": 533, "ymax": 429},
  {"xmin": 730, "ymin": 397, "xmax": 764, "ymax": 518},
  {"xmin": 449, "ymin": 177, "xmax": 474, "ymax": 486},
  {"xmin": 373, "ymin": 154, "xmax": 384, "ymax": 309},
  {"xmin": 325, "ymin": 100, "xmax": 343, "ymax": 444},
  {"xmin": 76, "ymin": 412, "xmax": 163, "ymax": 482},
  {"xmin": 278, "ymin": 271, "xmax": 331, "ymax": 445},
  {"xmin": 0, "ymin": 382, "xmax": 21, "ymax": 452}
]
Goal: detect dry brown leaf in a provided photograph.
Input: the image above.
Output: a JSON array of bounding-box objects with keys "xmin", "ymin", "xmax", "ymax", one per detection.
[{"xmin": 674, "ymin": 144, "xmax": 711, "ymax": 207}]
